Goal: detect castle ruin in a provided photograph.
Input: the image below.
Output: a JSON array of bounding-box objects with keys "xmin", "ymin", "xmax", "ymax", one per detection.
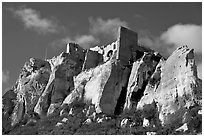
[{"xmin": 66, "ymin": 26, "xmax": 153, "ymax": 71}]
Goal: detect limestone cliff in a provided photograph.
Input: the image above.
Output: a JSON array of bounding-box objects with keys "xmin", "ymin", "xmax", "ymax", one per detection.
[
  {"xmin": 2, "ymin": 27, "xmax": 202, "ymax": 135},
  {"xmin": 136, "ymin": 46, "xmax": 202, "ymax": 129}
]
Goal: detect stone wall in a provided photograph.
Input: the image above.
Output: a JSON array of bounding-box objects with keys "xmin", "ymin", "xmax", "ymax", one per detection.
[
  {"xmin": 117, "ymin": 27, "xmax": 138, "ymax": 66},
  {"xmin": 66, "ymin": 43, "xmax": 86, "ymax": 67},
  {"xmin": 82, "ymin": 50, "xmax": 103, "ymax": 70},
  {"xmin": 102, "ymin": 41, "xmax": 119, "ymax": 62}
]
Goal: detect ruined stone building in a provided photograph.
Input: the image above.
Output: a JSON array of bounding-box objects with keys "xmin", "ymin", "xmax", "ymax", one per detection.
[{"xmin": 66, "ymin": 26, "xmax": 154, "ymax": 70}]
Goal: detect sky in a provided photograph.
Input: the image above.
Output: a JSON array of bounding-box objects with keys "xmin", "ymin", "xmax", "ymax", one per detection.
[{"xmin": 2, "ymin": 2, "xmax": 202, "ymax": 94}]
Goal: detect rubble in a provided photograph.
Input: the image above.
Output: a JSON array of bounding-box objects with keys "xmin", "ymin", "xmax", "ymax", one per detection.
[
  {"xmin": 120, "ymin": 118, "xmax": 129, "ymax": 128},
  {"xmin": 175, "ymin": 123, "xmax": 188, "ymax": 132},
  {"xmin": 56, "ymin": 122, "xmax": 63, "ymax": 127},
  {"xmin": 61, "ymin": 118, "xmax": 68, "ymax": 123},
  {"xmin": 146, "ymin": 132, "xmax": 156, "ymax": 135}
]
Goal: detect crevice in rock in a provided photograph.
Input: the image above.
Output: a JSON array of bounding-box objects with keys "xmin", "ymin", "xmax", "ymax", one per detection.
[
  {"xmin": 21, "ymin": 97, "xmax": 26, "ymax": 122},
  {"xmin": 131, "ymin": 80, "xmax": 148, "ymax": 103},
  {"xmin": 114, "ymin": 67, "xmax": 131, "ymax": 115},
  {"xmin": 135, "ymin": 51, "xmax": 144, "ymax": 60},
  {"xmin": 151, "ymin": 54, "xmax": 161, "ymax": 62},
  {"xmin": 114, "ymin": 86, "xmax": 128, "ymax": 115},
  {"xmin": 44, "ymin": 83, "xmax": 55, "ymax": 114}
]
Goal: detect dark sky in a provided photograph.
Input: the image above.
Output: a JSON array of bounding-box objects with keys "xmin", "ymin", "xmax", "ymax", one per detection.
[{"xmin": 2, "ymin": 2, "xmax": 202, "ymax": 93}]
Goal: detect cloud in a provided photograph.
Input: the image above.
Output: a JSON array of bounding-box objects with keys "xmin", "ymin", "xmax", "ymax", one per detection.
[
  {"xmin": 74, "ymin": 35, "xmax": 99, "ymax": 49},
  {"xmin": 2, "ymin": 70, "xmax": 10, "ymax": 84},
  {"xmin": 138, "ymin": 30, "xmax": 174, "ymax": 58},
  {"xmin": 89, "ymin": 17, "xmax": 128, "ymax": 45},
  {"xmin": 10, "ymin": 6, "xmax": 62, "ymax": 34},
  {"xmin": 139, "ymin": 24, "xmax": 202, "ymax": 56},
  {"xmin": 161, "ymin": 24, "xmax": 202, "ymax": 54},
  {"xmin": 61, "ymin": 35, "xmax": 99, "ymax": 49},
  {"xmin": 139, "ymin": 23, "xmax": 202, "ymax": 79},
  {"xmin": 53, "ymin": 17, "xmax": 128, "ymax": 49}
]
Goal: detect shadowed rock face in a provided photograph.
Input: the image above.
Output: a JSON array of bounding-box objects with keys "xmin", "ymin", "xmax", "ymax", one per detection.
[
  {"xmin": 2, "ymin": 89, "xmax": 17, "ymax": 133},
  {"xmin": 2, "ymin": 27, "xmax": 202, "ymax": 135}
]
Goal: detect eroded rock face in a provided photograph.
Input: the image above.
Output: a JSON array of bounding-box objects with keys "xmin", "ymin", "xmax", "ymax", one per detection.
[
  {"xmin": 2, "ymin": 51, "xmax": 86, "ymax": 130},
  {"xmin": 84, "ymin": 60, "xmax": 112, "ymax": 113},
  {"xmin": 34, "ymin": 52, "xmax": 83, "ymax": 117},
  {"xmin": 62, "ymin": 51, "xmax": 133, "ymax": 115},
  {"xmin": 63, "ymin": 58, "xmax": 113, "ymax": 114},
  {"xmin": 124, "ymin": 52, "xmax": 161, "ymax": 111},
  {"xmin": 100, "ymin": 60, "xmax": 131, "ymax": 115},
  {"xmin": 137, "ymin": 46, "xmax": 202, "ymax": 128},
  {"xmin": 2, "ymin": 88, "xmax": 17, "ymax": 133},
  {"xmin": 2, "ymin": 58, "xmax": 51, "ymax": 129}
]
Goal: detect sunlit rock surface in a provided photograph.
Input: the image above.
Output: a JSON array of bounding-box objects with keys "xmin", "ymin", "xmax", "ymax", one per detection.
[
  {"xmin": 34, "ymin": 52, "xmax": 83, "ymax": 117},
  {"xmin": 137, "ymin": 46, "xmax": 202, "ymax": 129}
]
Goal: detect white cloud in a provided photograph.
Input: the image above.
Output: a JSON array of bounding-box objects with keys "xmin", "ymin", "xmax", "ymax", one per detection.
[
  {"xmin": 61, "ymin": 35, "xmax": 99, "ymax": 49},
  {"xmin": 161, "ymin": 24, "xmax": 202, "ymax": 54},
  {"xmin": 2, "ymin": 70, "xmax": 10, "ymax": 84},
  {"xmin": 89, "ymin": 17, "xmax": 128, "ymax": 45},
  {"xmin": 74, "ymin": 35, "xmax": 99, "ymax": 49},
  {"xmin": 139, "ymin": 24, "xmax": 202, "ymax": 56},
  {"xmin": 138, "ymin": 30, "xmax": 174, "ymax": 58},
  {"xmin": 139, "ymin": 23, "xmax": 202, "ymax": 79},
  {"xmin": 11, "ymin": 6, "xmax": 62, "ymax": 34}
]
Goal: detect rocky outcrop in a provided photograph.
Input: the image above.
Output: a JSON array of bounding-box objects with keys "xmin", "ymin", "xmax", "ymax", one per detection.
[
  {"xmin": 2, "ymin": 26, "xmax": 202, "ymax": 135},
  {"xmin": 123, "ymin": 52, "xmax": 162, "ymax": 111},
  {"xmin": 100, "ymin": 59, "xmax": 131, "ymax": 115},
  {"xmin": 62, "ymin": 50, "xmax": 131, "ymax": 115},
  {"xmin": 62, "ymin": 58, "xmax": 113, "ymax": 113},
  {"xmin": 2, "ymin": 88, "xmax": 17, "ymax": 133},
  {"xmin": 2, "ymin": 58, "xmax": 51, "ymax": 133},
  {"xmin": 34, "ymin": 52, "xmax": 85, "ymax": 117},
  {"xmin": 34, "ymin": 53, "xmax": 79, "ymax": 116},
  {"xmin": 12, "ymin": 58, "xmax": 51, "ymax": 125},
  {"xmin": 2, "ymin": 51, "xmax": 85, "ymax": 131},
  {"xmin": 137, "ymin": 46, "xmax": 202, "ymax": 130}
]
